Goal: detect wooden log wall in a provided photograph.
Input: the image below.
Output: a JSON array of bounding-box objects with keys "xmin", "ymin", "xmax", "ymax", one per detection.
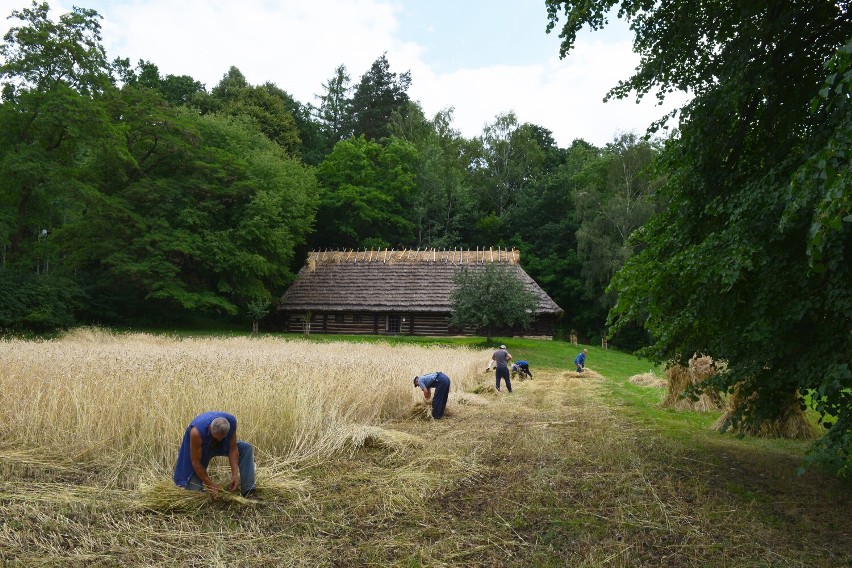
[{"xmin": 282, "ymin": 312, "xmax": 557, "ymax": 338}]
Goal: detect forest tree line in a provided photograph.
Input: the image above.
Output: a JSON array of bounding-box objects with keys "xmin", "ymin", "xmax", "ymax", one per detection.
[{"xmin": 0, "ymin": 2, "xmax": 658, "ymax": 346}]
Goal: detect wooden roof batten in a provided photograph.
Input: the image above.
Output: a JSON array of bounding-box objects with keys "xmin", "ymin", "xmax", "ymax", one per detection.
[{"xmin": 305, "ymin": 248, "xmax": 521, "ymax": 266}]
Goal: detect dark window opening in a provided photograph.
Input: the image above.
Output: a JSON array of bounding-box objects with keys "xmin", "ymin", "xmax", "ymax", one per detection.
[{"xmin": 387, "ymin": 315, "xmax": 401, "ymax": 333}]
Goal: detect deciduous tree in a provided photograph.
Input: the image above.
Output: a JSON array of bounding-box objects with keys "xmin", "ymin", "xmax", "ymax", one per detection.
[
  {"xmin": 450, "ymin": 263, "xmax": 538, "ymax": 342},
  {"xmin": 547, "ymin": 1, "xmax": 852, "ymax": 472},
  {"xmin": 313, "ymin": 135, "xmax": 416, "ymax": 248}
]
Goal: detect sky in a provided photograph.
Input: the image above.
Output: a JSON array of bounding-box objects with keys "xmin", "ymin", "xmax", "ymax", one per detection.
[{"xmin": 0, "ymin": 0, "xmax": 688, "ymax": 147}]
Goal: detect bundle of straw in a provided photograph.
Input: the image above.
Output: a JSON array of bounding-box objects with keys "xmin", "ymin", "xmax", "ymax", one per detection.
[
  {"xmin": 660, "ymin": 355, "xmax": 724, "ymax": 411},
  {"xmin": 340, "ymin": 424, "xmax": 425, "ymax": 454},
  {"xmin": 714, "ymin": 385, "xmax": 817, "ymax": 439},
  {"xmin": 628, "ymin": 372, "xmax": 666, "ymax": 388},
  {"xmin": 138, "ymin": 480, "xmax": 259, "ymax": 512}
]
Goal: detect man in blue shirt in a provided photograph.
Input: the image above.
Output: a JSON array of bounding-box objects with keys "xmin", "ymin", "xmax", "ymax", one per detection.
[
  {"xmin": 574, "ymin": 349, "xmax": 588, "ymax": 373},
  {"xmin": 413, "ymin": 372, "xmax": 452, "ymax": 419},
  {"xmin": 173, "ymin": 411, "xmax": 256, "ymax": 499},
  {"xmin": 512, "ymin": 360, "xmax": 533, "ymax": 379}
]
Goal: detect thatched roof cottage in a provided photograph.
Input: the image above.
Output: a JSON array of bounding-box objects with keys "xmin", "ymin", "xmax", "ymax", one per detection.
[{"xmin": 278, "ymin": 248, "xmax": 563, "ymax": 337}]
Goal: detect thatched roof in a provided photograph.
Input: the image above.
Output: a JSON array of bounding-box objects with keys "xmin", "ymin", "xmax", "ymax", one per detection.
[{"xmin": 279, "ymin": 248, "xmax": 563, "ymax": 314}]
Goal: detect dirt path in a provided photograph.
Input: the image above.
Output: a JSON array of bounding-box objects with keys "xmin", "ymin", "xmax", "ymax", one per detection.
[{"xmin": 2, "ymin": 368, "xmax": 850, "ymax": 567}]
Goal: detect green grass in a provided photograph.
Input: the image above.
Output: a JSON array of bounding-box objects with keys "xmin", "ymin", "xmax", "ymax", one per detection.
[{"xmin": 268, "ymin": 333, "xmax": 648, "ymax": 373}]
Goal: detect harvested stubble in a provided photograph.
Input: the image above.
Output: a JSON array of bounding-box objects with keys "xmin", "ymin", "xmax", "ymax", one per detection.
[
  {"xmin": 470, "ymin": 382, "xmax": 497, "ymax": 394},
  {"xmin": 0, "ymin": 330, "xmax": 485, "ymax": 491},
  {"xmin": 714, "ymin": 385, "xmax": 817, "ymax": 439},
  {"xmin": 450, "ymin": 392, "xmax": 490, "ymax": 406},
  {"xmin": 628, "ymin": 372, "xmax": 667, "ymax": 388},
  {"xmin": 661, "ymin": 355, "xmax": 724, "ymax": 411}
]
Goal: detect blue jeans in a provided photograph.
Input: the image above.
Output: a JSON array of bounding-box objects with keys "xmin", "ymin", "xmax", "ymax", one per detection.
[
  {"xmin": 496, "ymin": 367, "xmax": 512, "ymax": 392},
  {"xmin": 186, "ymin": 440, "xmax": 256, "ymax": 496},
  {"xmin": 431, "ymin": 372, "xmax": 451, "ymax": 419}
]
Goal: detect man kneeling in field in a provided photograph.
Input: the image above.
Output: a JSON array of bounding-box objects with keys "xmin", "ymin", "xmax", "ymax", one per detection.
[{"xmin": 173, "ymin": 411, "xmax": 257, "ymax": 500}]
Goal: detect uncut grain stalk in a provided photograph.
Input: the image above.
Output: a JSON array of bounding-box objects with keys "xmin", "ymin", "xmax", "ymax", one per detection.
[{"xmin": 0, "ymin": 332, "xmax": 484, "ymax": 487}]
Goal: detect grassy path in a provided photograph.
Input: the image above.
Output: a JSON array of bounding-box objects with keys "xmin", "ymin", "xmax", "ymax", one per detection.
[{"xmin": 2, "ymin": 365, "xmax": 850, "ymax": 566}]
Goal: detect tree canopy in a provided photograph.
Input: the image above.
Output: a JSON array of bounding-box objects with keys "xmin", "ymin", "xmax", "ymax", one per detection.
[{"xmin": 547, "ymin": 1, "xmax": 852, "ymax": 473}]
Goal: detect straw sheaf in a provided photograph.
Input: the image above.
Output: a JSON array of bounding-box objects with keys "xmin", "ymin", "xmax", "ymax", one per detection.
[
  {"xmin": 714, "ymin": 384, "xmax": 818, "ymax": 439},
  {"xmin": 628, "ymin": 372, "xmax": 667, "ymax": 388},
  {"xmin": 661, "ymin": 355, "xmax": 724, "ymax": 412},
  {"xmin": 562, "ymin": 369, "xmax": 604, "ymax": 380},
  {"xmin": 138, "ymin": 479, "xmax": 260, "ymax": 512},
  {"xmin": 340, "ymin": 424, "xmax": 426, "ymax": 454}
]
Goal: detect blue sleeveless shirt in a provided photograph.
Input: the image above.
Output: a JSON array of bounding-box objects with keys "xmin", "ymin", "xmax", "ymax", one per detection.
[{"xmin": 173, "ymin": 411, "xmax": 237, "ymax": 487}]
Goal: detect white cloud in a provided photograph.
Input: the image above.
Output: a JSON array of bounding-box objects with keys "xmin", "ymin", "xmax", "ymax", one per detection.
[{"xmin": 407, "ymin": 38, "xmax": 687, "ymax": 147}]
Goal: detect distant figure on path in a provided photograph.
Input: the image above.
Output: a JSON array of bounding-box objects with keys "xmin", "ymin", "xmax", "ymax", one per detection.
[
  {"xmin": 512, "ymin": 360, "xmax": 533, "ymax": 379},
  {"xmin": 487, "ymin": 344, "xmax": 513, "ymax": 392},
  {"xmin": 574, "ymin": 349, "xmax": 588, "ymax": 373},
  {"xmin": 414, "ymin": 372, "xmax": 452, "ymax": 419},
  {"xmin": 173, "ymin": 411, "xmax": 257, "ymax": 499}
]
